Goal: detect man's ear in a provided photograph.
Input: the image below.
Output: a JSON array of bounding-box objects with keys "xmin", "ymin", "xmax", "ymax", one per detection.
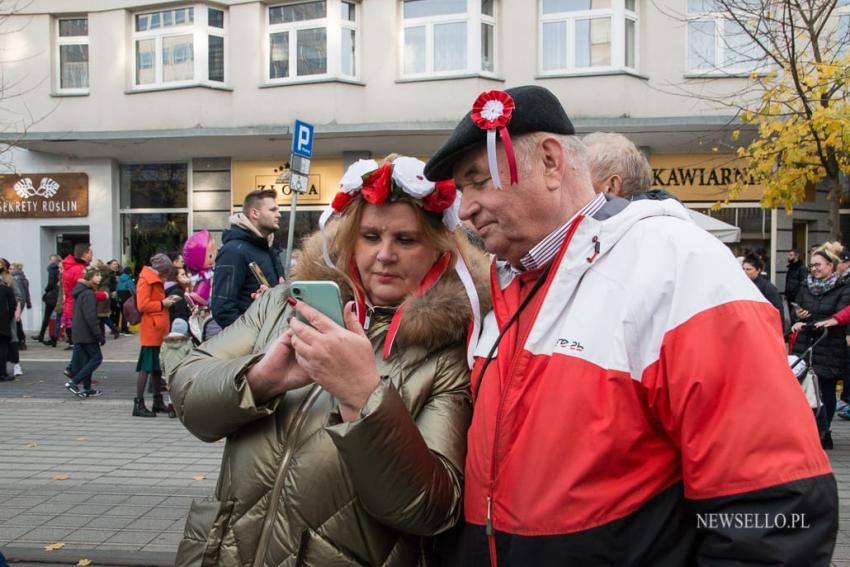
[
  {"xmin": 609, "ymin": 175, "xmax": 623, "ymax": 196},
  {"xmin": 540, "ymin": 137, "xmax": 565, "ymax": 192}
]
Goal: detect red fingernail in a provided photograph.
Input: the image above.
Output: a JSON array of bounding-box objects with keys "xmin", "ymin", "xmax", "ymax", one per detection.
[{"xmin": 286, "ymin": 297, "xmax": 297, "ymax": 307}]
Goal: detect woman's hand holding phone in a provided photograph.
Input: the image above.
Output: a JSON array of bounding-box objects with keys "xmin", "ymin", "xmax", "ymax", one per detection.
[
  {"xmin": 246, "ymin": 329, "xmax": 312, "ymax": 403},
  {"xmin": 288, "ymin": 300, "xmax": 380, "ymax": 422}
]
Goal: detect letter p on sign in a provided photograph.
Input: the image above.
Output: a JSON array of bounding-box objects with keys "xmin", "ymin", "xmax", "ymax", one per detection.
[{"xmin": 292, "ymin": 120, "xmax": 315, "ymax": 159}]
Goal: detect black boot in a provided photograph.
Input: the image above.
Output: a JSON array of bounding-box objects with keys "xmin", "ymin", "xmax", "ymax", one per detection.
[
  {"xmin": 152, "ymin": 395, "xmax": 177, "ymax": 418},
  {"xmin": 132, "ymin": 397, "xmax": 156, "ymax": 418}
]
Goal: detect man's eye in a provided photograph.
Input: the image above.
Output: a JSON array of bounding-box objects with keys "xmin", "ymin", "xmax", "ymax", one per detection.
[
  {"xmin": 398, "ymin": 237, "xmax": 416, "ymax": 245},
  {"xmin": 362, "ymin": 233, "xmax": 379, "ymax": 241}
]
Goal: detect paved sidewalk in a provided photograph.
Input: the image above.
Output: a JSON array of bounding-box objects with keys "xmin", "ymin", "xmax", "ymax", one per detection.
[{"xmin": 0, "ymin": 397, "xmax": 222, "ymax": 565}]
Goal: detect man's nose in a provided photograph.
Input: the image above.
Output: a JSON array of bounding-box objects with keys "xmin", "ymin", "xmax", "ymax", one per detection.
[{"xmin": 458, "ymin": 193, "xmax": 477, "ymax": 222}]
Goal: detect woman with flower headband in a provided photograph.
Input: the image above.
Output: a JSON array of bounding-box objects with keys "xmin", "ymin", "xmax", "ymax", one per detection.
[{"xmin": 169, "ymin": 155, "xmax": 490, "ymax": 566}]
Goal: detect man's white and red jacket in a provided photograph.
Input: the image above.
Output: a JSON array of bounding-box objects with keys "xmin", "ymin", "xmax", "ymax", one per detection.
[{"xmin": 461, "ymin": 197, "xmax": 837, "ymax": 566}]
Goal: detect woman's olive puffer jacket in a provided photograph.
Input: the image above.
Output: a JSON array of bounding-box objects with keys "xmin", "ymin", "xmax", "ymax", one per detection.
[{"xmin": 169, "ymin": 231, "xmax": 491, "ymax": 567}]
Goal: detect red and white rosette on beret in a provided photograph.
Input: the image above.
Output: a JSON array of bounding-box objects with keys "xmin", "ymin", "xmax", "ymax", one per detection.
[
  {"xmin": 318, "ymin": 156, "xmax": 480, "ymax": 368},
  {"xmin": 470, "ymin": 90, "xmax": 518, "ymax": 189}
]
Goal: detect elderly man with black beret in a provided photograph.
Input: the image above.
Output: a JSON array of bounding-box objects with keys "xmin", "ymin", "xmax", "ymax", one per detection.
[{"xmin": 425, "ymin": 86, "xmax": 837, "ymax": 566}]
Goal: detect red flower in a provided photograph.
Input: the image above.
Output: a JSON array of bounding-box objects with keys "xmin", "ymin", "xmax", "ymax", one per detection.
[
  {"xmin": 471, "ymin": 90, "xmax": 515, "ymax": 130},
  {"xmin": 361, "ymin": 164, "xmax": 392, "ymax": 205},
  {"xmin": 423, "ymin": 180, "xmax": 457, "ymax": 212},
  {"xmin": 331, "ymin": 191, "xmax": 355, "ymax": 213}
]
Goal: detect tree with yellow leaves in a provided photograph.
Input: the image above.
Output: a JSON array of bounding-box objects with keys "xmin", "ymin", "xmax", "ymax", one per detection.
[{"xmin": 709, "ymin": 0, "xmax": 850, "ymax": 237}]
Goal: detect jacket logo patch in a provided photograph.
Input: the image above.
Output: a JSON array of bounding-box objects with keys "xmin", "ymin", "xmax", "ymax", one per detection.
[{"xmin": 556, "ymin": 338, "xmax": 584, "ymax": 352}]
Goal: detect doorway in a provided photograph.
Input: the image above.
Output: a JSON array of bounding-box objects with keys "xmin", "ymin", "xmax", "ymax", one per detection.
[
  {"xmin": 55, "ymin": 231, "xmax": 91, "ymax": 259},
  {"xmin": 792, "ymin": 221, "xmax": 808, "ymax": 261}
]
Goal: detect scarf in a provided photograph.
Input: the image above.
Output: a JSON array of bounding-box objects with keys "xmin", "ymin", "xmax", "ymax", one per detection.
[{"xmin": 807, "ymin": 273, "xmax": 840, "ymax": 296}]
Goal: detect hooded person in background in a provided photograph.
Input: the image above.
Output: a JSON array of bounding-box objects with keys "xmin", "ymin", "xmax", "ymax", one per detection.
[
  {"xmin": 33, "ymin": 255, "xmax": 61, "ymax": 344},
  {"xmin": 210, "ymin": 189, "xmax": 284, "ymax": 329},
  {"xmin": 0, "ymin": 259, "xmax": 20, "ymax": 380},
  {"xmin": 61, "ymin": 243, "xmax": 92, "ymax": 348},
  {"xmin": 132, "ymin": 253, "xmax": 180, "ymax": 418},
  {"xmin": 9, "ymin": 263, "xmax": 30, "ymax": 351},
  {"xmin": 64, "ymin": 265, "xmax": 104, "ymax": 399}
]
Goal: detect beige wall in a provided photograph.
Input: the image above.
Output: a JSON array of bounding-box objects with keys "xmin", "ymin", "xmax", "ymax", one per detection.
[{"xmin": 0, "ymin": 0, "xmax": 759, "ymax": 138}]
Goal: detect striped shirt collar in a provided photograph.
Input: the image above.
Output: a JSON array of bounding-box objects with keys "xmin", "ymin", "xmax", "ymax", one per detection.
[{"xmin": 512, "ymin": 193, "xmax": 607, "ymax": 274}]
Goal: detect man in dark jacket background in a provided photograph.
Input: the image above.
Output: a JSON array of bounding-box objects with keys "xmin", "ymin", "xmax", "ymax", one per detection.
[
  {"xmin": 33, "ymin": 255, "xmax": 60, "ymax": 344},
  {"xmin": 786, "ymin": 249, "xmax": 804, "ymax": 321},
  {"xmin": 211, "ymin": 189, "xmax": 284, "ymax": 329}
]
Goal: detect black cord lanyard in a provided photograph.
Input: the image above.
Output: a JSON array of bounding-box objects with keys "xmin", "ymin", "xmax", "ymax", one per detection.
[{"xmin": 472, "ymin": 263, "xmax": 552, "ymax": 405}]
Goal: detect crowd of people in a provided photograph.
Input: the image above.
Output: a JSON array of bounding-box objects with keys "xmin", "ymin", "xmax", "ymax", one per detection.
[{"xmin": 0, "ymin": 85, "xmax": 843, "ymax": 564}]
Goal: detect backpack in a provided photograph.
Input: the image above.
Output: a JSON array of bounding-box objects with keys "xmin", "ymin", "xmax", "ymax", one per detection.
[{"xmin": 122, "ymin": 293, "xmax": 141, "ymax": 326}]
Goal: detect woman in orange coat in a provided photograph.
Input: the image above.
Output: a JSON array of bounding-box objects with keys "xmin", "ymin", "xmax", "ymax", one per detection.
[{"xmin": 133, "ymin": 254, "xmax": 181, "ymax": 417}]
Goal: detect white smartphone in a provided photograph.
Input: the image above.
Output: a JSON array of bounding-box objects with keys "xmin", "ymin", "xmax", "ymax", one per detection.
[{"xmin": 289, "ymin": 281, "xmax": 345, "ymax": 327}]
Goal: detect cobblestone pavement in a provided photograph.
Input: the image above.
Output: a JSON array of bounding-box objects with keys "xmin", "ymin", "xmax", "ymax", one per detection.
[
  {"xmin": 1, "ymin": 336, "xmax": 850, "ymax": 565},
  {"xmin": 0, "ymin": 336, "xmax": 222, "ymax": 566}
]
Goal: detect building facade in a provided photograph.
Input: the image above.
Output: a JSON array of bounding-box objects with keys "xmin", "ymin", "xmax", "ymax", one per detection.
[{"xmin": 0, "ymin": 0, "xmax": 844, "ymax": 330}]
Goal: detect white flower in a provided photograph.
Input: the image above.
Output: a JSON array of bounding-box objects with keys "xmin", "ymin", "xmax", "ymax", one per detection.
[
  {"xmin": 442, "ymin": 191, "xmax": 462, "ymax": 230},
  {"xmin": 481, "ymin": 99, "xmax": 505, "ymax": 121},
  {"xmin": 391, "ymin": 156, "xmax": 434, "ymax": 199},
  {"xmin": 340, "ymin": 159, "xmax": 379, "ymax": 193}
]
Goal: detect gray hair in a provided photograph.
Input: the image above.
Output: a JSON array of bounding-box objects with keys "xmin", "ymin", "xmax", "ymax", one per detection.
[
  {"xmin": 512, "ymin": 132, "xmax": 589, "ymax": 177},
  {"xmin": 583, "ymin": 132, "xmax": 652, "ymax": 198}
]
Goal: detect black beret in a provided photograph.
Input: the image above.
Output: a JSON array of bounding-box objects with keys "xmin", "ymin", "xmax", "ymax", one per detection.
[{"xmin": 424, "ymin": 85, "xmax": 575, "ymax": 181}]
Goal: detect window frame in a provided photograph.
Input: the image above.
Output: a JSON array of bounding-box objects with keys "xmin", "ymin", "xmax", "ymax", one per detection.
[
  {"xmin": 55, "ymin": 16, "xmax": 90, "ymax": 95},
  {"xmin": 398, "ymin": 0, "xmax": 499, "ymax": 80},
  {"xmin": 685, "ymin": 3, "xmax": 761, "ymax": 76},
  {"xmin": 131, "ymin": 4, "xmax": 228, "ymax": 91},
  {"xmin": 537, "ymin": 0, "xmax": 638, "ymax": 77},
  {"xmin": 265, "ymin": 0, "xmax": 360, "ymax": 85}
]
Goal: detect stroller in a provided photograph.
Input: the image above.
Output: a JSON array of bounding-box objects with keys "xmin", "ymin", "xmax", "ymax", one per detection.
[{"xmin": 788, "ymin": 324, "xmax": 829, "ymax": 413}]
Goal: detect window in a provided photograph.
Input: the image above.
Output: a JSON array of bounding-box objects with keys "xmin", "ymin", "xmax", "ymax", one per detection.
[
  {"xmin": 686, "ymin": 0, "xmax": 762, "ymax": 74},
  {"xmin": 267, "ymin": 0, "xmax": 359, "ymax": 83},
  {"xmin": 401, "ymin": 0, "xmax": 497, "ymax": 78},
  {"xmin": 539, "ymin": 0, "xmax": 637, "ymax": 74},
  {"xmin": 132, "ymin": 5, "xmax": 226, "ymax": 88},
  {"xmin": 836, "ymin": 0, "xmax": 850, "ymax": 56},
  {"xmin": 56, "ymin": 17, "xmax": 89, "ymax": 93}
]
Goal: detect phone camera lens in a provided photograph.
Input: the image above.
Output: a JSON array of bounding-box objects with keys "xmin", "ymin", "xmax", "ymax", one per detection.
[{"xmin": 293, "ymin": 288, "xmax": 301, "ymax": 295}]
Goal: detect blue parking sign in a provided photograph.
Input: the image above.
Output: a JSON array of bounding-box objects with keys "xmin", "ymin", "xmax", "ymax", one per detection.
[{"xmin": 292, "ymin": 120, "xmax": 315, "ymax": 159}]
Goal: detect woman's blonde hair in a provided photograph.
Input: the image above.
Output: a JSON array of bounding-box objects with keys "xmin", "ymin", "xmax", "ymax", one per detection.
[
  {"xmin": 327, "ymin": 154, "xmax": 459, "ymax": 298},
  {"xmin": 816, "ymin": 241, "xmax": 843, "ymax": 268}
]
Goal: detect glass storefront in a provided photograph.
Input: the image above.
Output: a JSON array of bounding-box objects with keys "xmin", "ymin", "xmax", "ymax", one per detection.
[{"xmin": 119, "ymin": 163, "xmax": 189, "ymax": 273}]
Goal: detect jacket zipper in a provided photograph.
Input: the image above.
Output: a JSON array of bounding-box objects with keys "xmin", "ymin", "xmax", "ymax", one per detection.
[
  {"xmin": 482, "ymin": 218, "xmax": 587, "ymax": 567},
  {"xmin": 252, "ymin": 384, "xmax": 323, "ymax": 567}
]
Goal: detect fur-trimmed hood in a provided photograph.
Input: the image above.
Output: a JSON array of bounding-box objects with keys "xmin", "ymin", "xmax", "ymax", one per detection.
[{"xmin": 292, "ymin": 228, "xmax": 492, "ymax": 353}]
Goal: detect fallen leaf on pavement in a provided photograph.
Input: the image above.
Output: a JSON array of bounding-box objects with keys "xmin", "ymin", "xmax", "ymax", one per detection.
[
  {"xmin": 191, "ymin": 474, "xmax": 206, "ymax": 481},
  {"xmin": 77, "ymin": 559, "xmax": 93, "ymax": 566},
  {"xmin": 26, "ymin": 443, "xmax": 37, "ymax": 448},
  {"xmin": 44, "ymin": 542, "xmax": 65, "ymax": 551},
  {"xmin": 76, "ymin": 437, "xmax": 87, "ymax": 441},
  {"xmin": 22, "ymin": 395, "xmax": 31, "ymax": 398},
  {"xmin": 52, "ymin": 474, "xmax": 70, "ymax": 480}
]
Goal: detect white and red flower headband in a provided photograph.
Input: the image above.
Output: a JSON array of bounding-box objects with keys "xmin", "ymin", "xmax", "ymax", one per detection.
[
  {"xmin": 319, "ymin": 156, "xmax": 462, "ymax": 267},
  {"xmin": 317, "ymin": 155, "xmax": 480, "ymax": 368},
  {"xmin": 471, "ymin": 90, "xmax": 519, "ymax": 189}
]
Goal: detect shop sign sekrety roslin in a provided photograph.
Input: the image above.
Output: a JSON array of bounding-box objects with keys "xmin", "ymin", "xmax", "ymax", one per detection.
[{"xmin": 0, "ymin": 173, "xmax": 89, "ymax": 218}]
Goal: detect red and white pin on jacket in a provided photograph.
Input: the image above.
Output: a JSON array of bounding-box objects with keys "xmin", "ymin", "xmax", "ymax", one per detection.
[
  {"xmin": 470, "ymin": 90, "xmax": 518, "ymax": 189},
  {"xmin": 317, "ymin": 156, "xmax": 480, "ymax": 368}
]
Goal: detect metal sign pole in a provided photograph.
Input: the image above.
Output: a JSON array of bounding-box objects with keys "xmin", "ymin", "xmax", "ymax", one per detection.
[
  {"xmin": 284, "ymin": 189, "xmax": 298, "ymax": 279},
  {"xmin": 284, "ymin": 119, "xmax": 314, "ymax": 280}
]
